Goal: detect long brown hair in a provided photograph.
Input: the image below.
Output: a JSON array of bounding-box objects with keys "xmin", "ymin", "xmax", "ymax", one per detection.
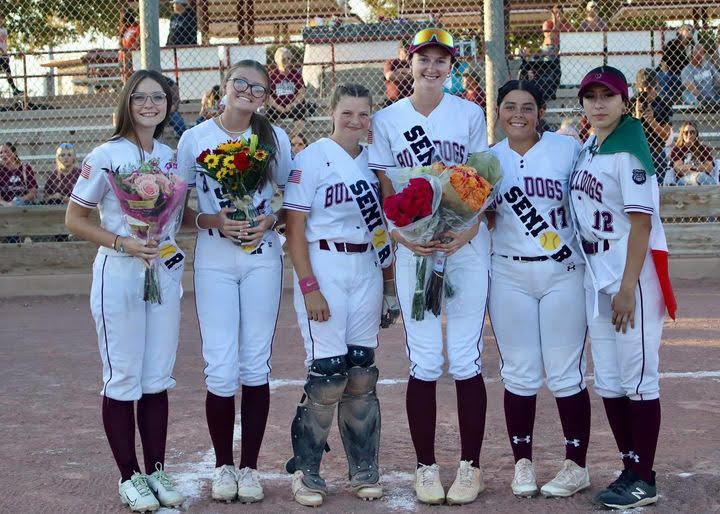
[
  {"xmin": 222, "ymin": 60, "xmax": 279, "ymax": 178},
  {"xmin": 110, "ymin": 70, "xmax": 172, "ymax": 159}
]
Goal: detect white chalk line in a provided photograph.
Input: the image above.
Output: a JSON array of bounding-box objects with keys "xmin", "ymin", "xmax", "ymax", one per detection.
[{"xmin": 162, "ymin": 370, "xmax": 720, "ymax": 511}]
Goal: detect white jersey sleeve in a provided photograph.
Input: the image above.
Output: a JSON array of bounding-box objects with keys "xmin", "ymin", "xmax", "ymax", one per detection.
[
  {"xmin": 368, "ymin": 116, "xmax": 395, "ymax": 172},
  {"xmin": 283, "ymin": 146, "xmax": 319, "ymax": 213},
  {"xmin": 271, "ymin": 126, "xmax": 292, "ymax": 190},
  {"xmin": 468, "ymin": 103, "xmax": 489, "ymax": 153},
  {"xmin": 176, "ymin": 130, "xmax": 197, "ymax": 189},
  {"xmin": 617, "ymin": 153, "xmax": 654, "ymax": 215},
  {"xmin": 70, "ymin": 147, "xmax": 110, "ymax": 208}
]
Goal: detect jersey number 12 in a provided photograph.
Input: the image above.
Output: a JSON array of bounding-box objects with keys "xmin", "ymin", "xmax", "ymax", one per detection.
[{"xmin": 592, "ymin": 210, "xmax": 614, "ymax": 232}]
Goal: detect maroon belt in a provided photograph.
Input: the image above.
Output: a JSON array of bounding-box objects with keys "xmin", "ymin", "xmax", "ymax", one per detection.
[
  {"xmin": 319, "ymin": 239, "xmax": 369, "ymax": 253},
  {"xmin": 582, "ymin": 240, "xmax": 610, "ymax": 255}
]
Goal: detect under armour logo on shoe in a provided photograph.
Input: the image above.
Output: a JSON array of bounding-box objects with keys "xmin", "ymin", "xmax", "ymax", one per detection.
[
  {"xmin": 512, "ymin": 435, "xmax": 531, "ymax": 444},
  {"xmin": 620, "ymin": 451, "xmax": 640, "ymax": 463},
  {"xmin": 564, "ymin": 438, "xmax": 581, "ymax": 447},
  {"xmin": 631, "ymin": 487, "xmax": 647, "ymax": 500}
]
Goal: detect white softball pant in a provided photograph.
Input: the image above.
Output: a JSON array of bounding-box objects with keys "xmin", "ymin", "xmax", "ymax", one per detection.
[
  {"xmin": 587, "ymin": 255, "xmax": 665, "ymax": 401},
  {"xmin": 90, "ymin": 252, "xmax": 182, "ymax": 401},
  {"xmin": 293, "ymin": 243, "xmax": 382, "ymax": 368},
  {"xmin": 394, "ymin": 241, "xmax": 489, "ymax": 381},
  {"xmin": 489, "ymin": 255, "xmax": 588, "ymax": 397},
  {"xmin": 194, "ymin": 231, "xmax": 283, "ymax": 396}
]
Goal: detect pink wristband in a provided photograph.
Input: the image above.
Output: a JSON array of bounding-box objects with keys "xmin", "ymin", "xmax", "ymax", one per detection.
[{"xmin": 299, "ymin": 275, "xmax": 320, "ymax": 295}]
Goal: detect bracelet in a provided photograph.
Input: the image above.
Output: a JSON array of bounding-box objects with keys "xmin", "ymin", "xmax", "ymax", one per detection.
[
  {"xmin": 298, "ymin": 275, "xmax": 320, "ymax": 295},
  {"xmin": 194, "ymin": 212, "xmax": 204, "ymax": 230},
  {"xmin": 118, "ymin": 237, "xmax": 126, "ymax": 254},
  {"xmin": 112, "ymin": 234, "xmax": 120, "ymax": 251}
]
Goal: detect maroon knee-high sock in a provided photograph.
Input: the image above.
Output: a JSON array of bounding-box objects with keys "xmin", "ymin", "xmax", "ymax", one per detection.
[
  {"xmin": 239, "ymin": 384, "xmax": 270, "ymax": 470},
  {"xmin": 629, "ymin": 399, "xmax": 661, "ymax": 482},
  {"xmin": 602, "ymin": 396, "xmax": 635, "ymax": 469},
  {"xmin": 406, "ymin": 376, "xmax": 437, "ymax": 466},
  {"xmin": 555, "ymin": 389, "xmax": 591, "ymax": 467},
  {"xmin": 102, "ymin": 396, "xmax": 141, "ymax": 481},
  {"xmin": 455, "ymin": 374, "xmax": 487, "ymax": 465},
  {"xmin": 504, "ymin": 390, "xmax": 536, "ymax": 462},
  {"xmin": 206, "ymin": 391, "xmax": 236, "ymax": 467},
  {"xmin": 137, "ymin": 391, "xmax": 169, "ymax": 473}
]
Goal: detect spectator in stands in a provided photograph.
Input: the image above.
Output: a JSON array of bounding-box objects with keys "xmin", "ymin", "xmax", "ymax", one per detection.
[
  {"xmin": 556, "ymin": 116, "xmax": 582, "ymax": 143},
  {"xmin": 383, "ymin": 43, "xmax": 413, "ymax": 107},
  {"xmin": 657, "ymin": 55, "xmax": 682, "ymax": 105},
  {"xmin": 43, "ymin": 143, "xmax": 81, "ymax": 205},
  {"xmin": 444, "ymin": 60, "xmax": 469, "ymax": 96},
  {"xmin": 633, "ymin": 68, "xmax": 673, "ymax": 183},
  {"xmin": 519, "ymin": 37, "xmax": 561, "ymax": 101},
  {"xmin": 166, "ymin": 0, "xmax": 197, "ymax": 46},
  {"xmin": 291, "ymin": 132, "xmax": 307, "ymax": 157},
  {"xmin": 0, "ymin": 142, "xmax": 37, "ymax": 206},
  {"xmin": 119, "ymin": 9, "xmax": 140, "ymax": 81},
  {"xmin": 547, "ymin": 5, "xmax": 572, "ymax": 49},
  {"xmin": 196, "ymin": 84, "xmax": 222, "ymax": 125},
  {"xmin": 0, "ymin": 13, "xmax": 21, "ymax": 96},
  {"xmin": 681, "ymin": 43, "xmax": 720, "ymax": 108},
  {"xmin": 461, "ymin": 71, "xmax": 485, "ymax": 110},
  {"xmin": 265, "ymin": 46, "xmax": 316, "ymax": 132},
  {"xmin": 660, "ymin": 24, "xmax": 694, "ymax": 97},
  {"xmin": 579, "ymin": 1, "xmax": 607, "ymax": 31},
  {"xmin": 164, "ymin": 77, "xmax": 187, "ymax": 139},
  {"xmin": 670, "ymin": 121, "xmax": 717, "ymax": 185}
]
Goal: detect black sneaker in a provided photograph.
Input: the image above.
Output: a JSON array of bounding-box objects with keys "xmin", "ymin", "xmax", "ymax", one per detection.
[{"xmin": 596, "ymin": 470, "xmax": 657, "ymax": 509}]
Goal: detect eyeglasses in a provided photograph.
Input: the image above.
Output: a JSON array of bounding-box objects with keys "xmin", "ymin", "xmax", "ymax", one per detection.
[
  {"xmin": 130, "ymin": 92, "xmax": 167, "ymax": 106},
  {"xmin": 411, "ymin": 28, "xmax": 455, "ymax": 49},
  {"xmin": 232, "ymin": 78, "xmax": 267, "ymax": 98},
  {"xmin": 58, "ymin": 143, "xmax": 74, "ymax": 150}
]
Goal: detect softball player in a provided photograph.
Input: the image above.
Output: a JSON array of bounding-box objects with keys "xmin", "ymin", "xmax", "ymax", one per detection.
[
  {"xmin": 65, "ymin": 70, "xmax": 187, "ymax": 512},
  {"xmin": 488, "ymin": 80, "xmax": 591, "ymax": 499},
  {"xmin": 570, "ymin": 66, "xmax": 673, "ymax": 509},
  {"xmin": 177, "ymin": 60, "xmax": 291, "ymax": 504},
  {"xmin": 283, "ymin": 83, "xmax": 395, "ymax": 507},
  {"xmin": 369, "ymin": 27, "xmax": 489, "ymax": 506}
]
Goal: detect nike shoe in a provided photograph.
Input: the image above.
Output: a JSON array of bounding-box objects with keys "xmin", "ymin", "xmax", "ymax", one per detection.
[
  {"xmin": 119, "ymin": 472, "xmax": 160, "ymax": 513},
  {"xmin": 596, "ymin": 470, "xmax": 658, "ymax": 509},
  {"xmin": 414, "ymin": 463, "xmax": 445, "ymax": 505},
  {"xmin": 236, "ymin": 466, "xmax": 264, "ymax": 503},
  {"xmin": 211, "ymin": 464, "xmax": 238, "ymax": 502},
  {"xmin": 540, "ymin": 459, "xmax": 590, "ymax": 497},
  {"xmin": 446, "ymin": 460, "xmax": 484, "ymax": 505},
  {"xmin": 146, "ymin": 463, "xmax": 184, "ymax": 507},
  {"xmin": 511, "ymin": 458, "xmax": 538, "ymax": 497}
]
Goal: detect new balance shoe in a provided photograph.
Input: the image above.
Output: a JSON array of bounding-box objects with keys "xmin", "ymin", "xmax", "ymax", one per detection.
[
  {"xmin": 414, "ymin": 463, "xmax": 445, "ymax": 505},
  {"xmin": 236, "ymin": 466, "xmax": 264, "ymax": 503},
  {"xmin": 511, "ymin": 458, "xmax": 538, "ymax": 497},
  {"xmin": 212, "ymin": 464, "xmax": 238, "ymax": 502},
  {"xmin": 291, "ymin": 470, "xmax": 325, "ymax": 507},
  {"xmin": 540, "ymin": 459, "xmax": 590, "ymax": 498},
  {"xmin": 147, "ymin": 463, "xmax": 185, "ymax": 507},
  {"xmin": 446, "ymin": 460, "xmax": 484, "ymax": 505},
  {"xmin": 592, "ymin": 469, "xmax": 632, "ymax": 505},
  {"xmin": 119, "ymin": 472, "xmax": 160, "ymax": 513},
  {"xmin": 596, "ymin": 470, "xmax": 658, "ymax": 509}
]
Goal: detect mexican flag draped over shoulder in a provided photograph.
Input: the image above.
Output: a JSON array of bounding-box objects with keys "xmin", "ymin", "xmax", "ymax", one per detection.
[{"xmin": 598, "ymin": 115, "xmax": 677, "ymax": 320}]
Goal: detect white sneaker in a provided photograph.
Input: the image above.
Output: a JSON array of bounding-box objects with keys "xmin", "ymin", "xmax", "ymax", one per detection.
[
  {"xmin": 414, "ymin": 463, "xmax": 445, "ymax": 505},
  {"xmin": 511, "ymin": 458, "xmax": 538, "ymax": 497},
  {"xmin": 147, "ymin": 463, "xmax": 185, "ymax": 507},
  {"xmin": 356, "ymin": 483, "xmax": 383, "ymax": 501},
  {"xmin": 119, "ymin": 473, "xmax": 160, "ymax": 513},
  {"xmin": 446, "ymin": 460, "xmax": 484, "ymax": 505},
  {"xmin": 291, "ymin": 471, "xmax": 324, "ymax": 507},
  {"xmin": 212, "ymin": 464, "xmax": 238, "ymax": 502},
  {"xmin": 540, "ymin": 459, "xmax": 591, "ymax": 498},
  {"xmin": 236, "ymin": 466, "xmax": 264, "ymax": 503}
]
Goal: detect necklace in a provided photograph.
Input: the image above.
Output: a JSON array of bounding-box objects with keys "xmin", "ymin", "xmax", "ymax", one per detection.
[{"xmin": 216, "ymin": 115, "xmax": 248, "ymax": 135}]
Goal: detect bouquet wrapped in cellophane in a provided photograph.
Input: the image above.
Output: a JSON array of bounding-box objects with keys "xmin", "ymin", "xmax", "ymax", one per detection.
[
  {"xmin": 105, "ymin": 158, "xmax": 187, "ymax": 303},
  {"xmin": 384, "ymin": 152, "xmax": 502, "ymax": 320},
  {"xmin": 195, "ymin": 134, "xmax": 274, "ymax": 252}
]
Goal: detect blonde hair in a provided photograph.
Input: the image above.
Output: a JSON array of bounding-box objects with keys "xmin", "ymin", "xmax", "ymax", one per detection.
[
  {"xmin": 675, "ymin": 121, "xmax": 700, "ymax": 149},
  {"xmin": 55, "ymin": 144, "xmax": 77, "ymax": 173}
]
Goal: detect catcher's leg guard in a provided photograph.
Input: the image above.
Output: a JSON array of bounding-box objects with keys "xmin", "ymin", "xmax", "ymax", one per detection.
[
  {"xmin": 338, "ymin": 346, "xmax": 381, "ymax": 488},
  {"xmin": 287, "ymin": 356, "xmax": 348, "ymax": 495}
]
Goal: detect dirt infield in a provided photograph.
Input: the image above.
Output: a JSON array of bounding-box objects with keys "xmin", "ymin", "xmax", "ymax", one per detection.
[{"xmin": 1, "ymin": 278, "xmax": 718, "ymax": 513}]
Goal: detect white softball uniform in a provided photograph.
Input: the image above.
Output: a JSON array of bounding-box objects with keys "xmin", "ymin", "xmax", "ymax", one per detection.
[
  {"xmin": 177, "ymin": 119, "xmax": 291, "ymax": 395},
  {"xmin": 369, "ymin": 94, "xmax": 490, "ymax": 381},
  {"xmin": 71, "ymin": 138, "xmax": 187, "ymax": 401},
  {"xmin": 570, "ymin": 138, "xmax": 666, "ymax": 400},
  {"xmin": 489, "ymin": 133, "xmax": 587, "ymax": 397},
  {"xmin": 284, "ymin": 139, "xmax": 383, "ymax": 368}
]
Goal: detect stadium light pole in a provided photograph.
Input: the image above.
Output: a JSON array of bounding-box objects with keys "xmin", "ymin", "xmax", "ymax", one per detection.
[
  {"xmin": 484, "ymin": 0, "xmax": 509, "ymax": 144},
  {"xmin": 140, "ymin": 0, "xmax": 162, "ymax": 71}
]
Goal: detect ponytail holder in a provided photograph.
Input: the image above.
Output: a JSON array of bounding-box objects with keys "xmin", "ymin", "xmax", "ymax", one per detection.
[{"xmin": 299, "ymin": 275, "xmax": 320, "ymax": 295}]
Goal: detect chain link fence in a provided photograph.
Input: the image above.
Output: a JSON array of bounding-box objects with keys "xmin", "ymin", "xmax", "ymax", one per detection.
[{"xmin": 0, "ymin": 0, "xmax": 718, "ymax": 224}]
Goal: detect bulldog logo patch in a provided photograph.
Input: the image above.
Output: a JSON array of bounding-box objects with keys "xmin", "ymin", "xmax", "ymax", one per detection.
[{"xmin": 632, "ymin": 169, "xmax": 647, "ymax": 185}]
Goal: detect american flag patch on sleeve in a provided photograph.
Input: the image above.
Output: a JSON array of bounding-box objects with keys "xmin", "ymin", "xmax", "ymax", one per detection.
[
  {"xmin": 288, "ymin": 169, "xmax": 302, "ymax": 184},
  {"xmin": 81, "ymin": 162, "xmax": 92, "ymax": 179}
]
